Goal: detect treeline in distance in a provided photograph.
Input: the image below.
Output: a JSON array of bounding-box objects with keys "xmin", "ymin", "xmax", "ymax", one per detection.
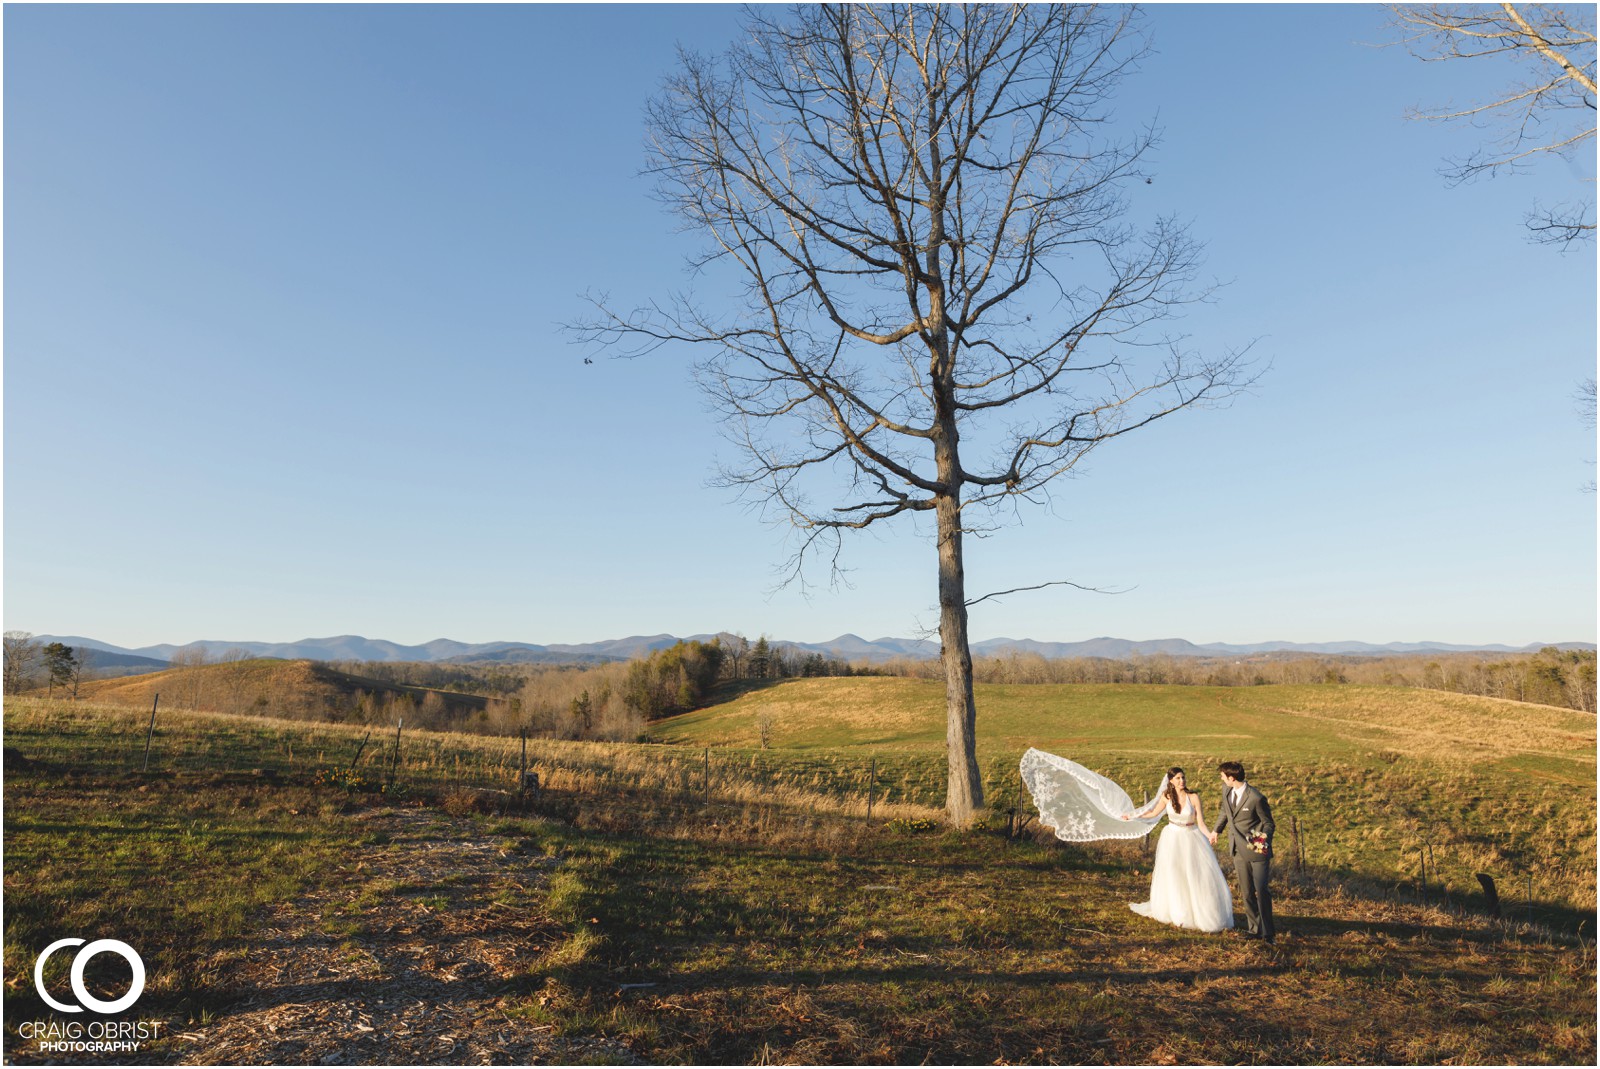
[
  {"xmin": 874, "ymin": 647, "xmax": 1597, "ymax": 713},
  {"xmin": 10, "ymin": 628, "xmax": 1592, "ymax": 745}
]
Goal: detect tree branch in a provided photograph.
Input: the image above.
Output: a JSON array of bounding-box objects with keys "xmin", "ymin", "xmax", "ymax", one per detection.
[{"xmin": 965, "ymin": 578, "xmax": 1127, "ymax": 609}]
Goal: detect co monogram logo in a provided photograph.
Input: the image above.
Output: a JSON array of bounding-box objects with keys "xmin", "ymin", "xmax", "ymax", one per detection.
[{"xmin": 33, "ymin": 939, "xmax": 146, "ymax": 1014}]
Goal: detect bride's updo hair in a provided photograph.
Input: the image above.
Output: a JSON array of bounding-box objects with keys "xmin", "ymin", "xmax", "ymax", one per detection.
[{"xmin": 1163, "ymin": 766, "xmax": 1185, "ymax": 813}]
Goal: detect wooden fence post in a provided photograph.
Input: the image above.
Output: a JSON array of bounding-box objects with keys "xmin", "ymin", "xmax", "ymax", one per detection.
[
  {"xmin": 867, "ymin": 757, "xmax": 877, "ymax": 820},
  {"xmin": 1290, "ymin": 816, "xmax": 1304, "ymax": 873},
  {"xmin": 141, "ymin": 694, "xmax": 160, "ymax": 772},
  {"xmin": 517, "ymin": 726, "xmax": 540, "ymax": 796},
  {"xmin": 388, "ymin": 719, "xmax": 403, "ymax": 787}
]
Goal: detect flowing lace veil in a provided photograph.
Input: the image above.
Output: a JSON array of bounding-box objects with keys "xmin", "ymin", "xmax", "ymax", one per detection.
[{"xmin": 1020, "ymin": 748, "xmax": 1166, "ymax": 842}]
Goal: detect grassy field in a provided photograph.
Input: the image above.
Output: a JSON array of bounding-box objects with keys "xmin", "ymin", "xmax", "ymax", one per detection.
[
  {"xmin": 3, "ymin": 684, "xmax": 1595, "ymax": 1064},
  {"xmin": 656, "ymin": 677, "xmax": 1594, "ymax": 775},
  {"xmin": 655, "ymin": 678, "xmax": 1597, "ymax": 915}
]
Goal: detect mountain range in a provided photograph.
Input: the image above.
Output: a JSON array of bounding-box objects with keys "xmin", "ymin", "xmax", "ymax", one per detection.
[{"xmin": 36, "ymin": 632, "xmax": 1595, "ymax": 667}]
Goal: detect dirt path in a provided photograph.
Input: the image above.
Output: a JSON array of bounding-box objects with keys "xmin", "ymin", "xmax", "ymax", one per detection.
[{"xmin": 171, "ymin": 806, "xmax": 632, "ymax": 1065}]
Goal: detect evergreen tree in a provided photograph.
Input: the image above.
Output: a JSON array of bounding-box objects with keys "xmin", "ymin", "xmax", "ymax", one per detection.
[
  {"xmin": 749, "ymin": 637, "xmax": 771, "ymax": 681},
  {"xmin": 571, "ymin": 690, "xmax": 594, "ymax": 733},
  {"xmin": 43, "ymin": 642, "xmax": 76, "ymax": 697}
]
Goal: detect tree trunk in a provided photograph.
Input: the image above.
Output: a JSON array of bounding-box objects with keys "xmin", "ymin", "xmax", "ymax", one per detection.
[
  {"xmin": 925, "ymin": 176, "xmax": 983, "ymax": 826},
  {"xmin": 936, "ymin": 489, "xmax": 984, "ymax": 825},
  {"xmin": 933, "ymin": 363, "xmax": 983, "ymax": 825}
]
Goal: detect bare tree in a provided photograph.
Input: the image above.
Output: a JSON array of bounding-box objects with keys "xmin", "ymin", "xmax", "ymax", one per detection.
[
  {"xmin": 169, "ymin": 644, "xmax": 209, "ymax": 708},
  {"xmin": 1390, "ymin": 3, "xmax": 1597, "ymax": 246},
  {"xmin": 69, "ymin": 645, "xmax": 95, "ymax": 699},
  {"xmin": 3, "ymin": 632, "xmax": 43, "ymax": 695},
  {"xmin": 726, "ymin": 633, "xmax": 750, "ymax": 681},
  {"xmin": 168, "ymin": 644, "xmax": 210, "ymax": 669},
  {"xmin": 578, "ymin": 4, "xmax": 1253, "ymax": 823},
  {"xmin": 216, "ymin": 647, "xmax": 253, "ymax": 712}
]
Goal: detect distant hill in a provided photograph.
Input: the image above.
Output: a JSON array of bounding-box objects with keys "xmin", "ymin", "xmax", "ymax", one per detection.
[
  {"xmin": 970, "ymin": 637, "xmax": 1213, "ymax": 659},
  {"xmin": 22, "ymin": 637, "xmax": 170, "ymax": 677},
  {"xmin": 964, "ymin": 636, "xmax": 1599, "ymax": 659},
  {"xmin": 439, "ymin": 648, "xmax": 622, "ymax": 666},
  {"xmin": 36, "ymin": 632, "xmax": 1596, "ymax": 668},
  {"xmin": 95, "ymin": 635, "xmax": 554, "ymax": 664},
  {"xmin": 72, "ymin": 659, "xmax": 494, "ymax": 722}
]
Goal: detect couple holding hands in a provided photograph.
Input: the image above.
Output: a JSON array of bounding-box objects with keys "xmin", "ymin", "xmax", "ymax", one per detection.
[{"xmin": 1020, "ymin": 752, "xmax": 1277, "ymax": 943}]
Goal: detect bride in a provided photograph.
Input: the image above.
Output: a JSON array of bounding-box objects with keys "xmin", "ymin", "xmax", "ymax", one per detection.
[
  {"xmin": 1020, "ymin": 750, "xmax": 1234, "ymax": 934},
  {"xmin": 1120, "ymin": 766, "xmax": 1234, "ymax": 932}
]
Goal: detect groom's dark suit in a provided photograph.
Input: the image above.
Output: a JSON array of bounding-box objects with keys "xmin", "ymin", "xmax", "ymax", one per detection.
[{"xmin": 1213, "ymin": 783, "xmax": 1276, "ymax": 942}]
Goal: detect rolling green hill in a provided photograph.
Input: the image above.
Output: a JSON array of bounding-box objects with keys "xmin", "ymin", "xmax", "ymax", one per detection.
[
  {"xmin": 650, "ymin": 678, "xmax": 1596, "ymax": 909},
  {"xmin": 651, "ymin": 677, "xmax": 1594, "ymax": 779}
]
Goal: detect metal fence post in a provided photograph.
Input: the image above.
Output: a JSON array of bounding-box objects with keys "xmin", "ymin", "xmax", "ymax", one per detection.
[{"xmin": 141, "ymin": 694, "xmax": 160, "ymax": 772}]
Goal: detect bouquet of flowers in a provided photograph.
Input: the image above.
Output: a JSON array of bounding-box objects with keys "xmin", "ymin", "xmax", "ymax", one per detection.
[{"xmin": 1247, "ymin": 830, "xmax": 1271, "ymax": 856}]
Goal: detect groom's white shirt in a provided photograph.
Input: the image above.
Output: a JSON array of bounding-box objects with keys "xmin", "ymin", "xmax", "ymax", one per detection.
[{"xmin": 1232, "ymin": 783, "xmax": 1246, "ymax": 806}]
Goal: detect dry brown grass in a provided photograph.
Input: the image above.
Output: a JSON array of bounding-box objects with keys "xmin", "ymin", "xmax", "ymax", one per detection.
[
  {"xmin": 656, "ymin": 677, "xmax": 943, "ymax": 748},
  {"xmin": 4, "ymin": 697, "xmax": 940, "ymax": 826},
  {"xmin": 68, "ymin": 659, "xmax": 498, "ymax": 730},
  {"xmin": 1250, "ymin": 687, "xmax": 1597, "ymax": 764},
  {"xmin": 661, "ymin": 679, "xmax": 1596, "ymax": 779}
]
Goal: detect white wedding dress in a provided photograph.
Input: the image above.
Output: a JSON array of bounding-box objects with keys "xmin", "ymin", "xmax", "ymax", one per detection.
[
  {"xmin": 1018, "ymin": 749, "xmax": 1234, "ymax": 935},
  {"xmin": 1130, "ymin": 795, "xmax": 1235, "ymax": 933}
]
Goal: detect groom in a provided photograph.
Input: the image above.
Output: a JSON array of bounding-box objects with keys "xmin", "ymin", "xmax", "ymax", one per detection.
[{"xmin": 1209, "ymin": 760, "xmax": 1276, "ymax": 944}]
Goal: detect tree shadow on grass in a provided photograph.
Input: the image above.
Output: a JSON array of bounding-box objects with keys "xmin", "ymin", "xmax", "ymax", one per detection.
[
  {"xmin": 568, "ymin": 946, "xmax": 1315, "ymax": 1065},
  {"xmin": 1274, "ymin": 862, "xmax": 1596, "ymax": 941},
  {"xmin": 602, "ymin": 958, "xmax": 1293, "ymax": 992},
  {"xmin": 1279, "ymin": 906, "xmax": 1592, "ymax": 944},
  {"xmin": 693, "ymin": 678, "xmax": 791, "ymax": 710},
  {"xmin": 542, "ymin": 826, "xmax": 1254, "ymax": 990}
]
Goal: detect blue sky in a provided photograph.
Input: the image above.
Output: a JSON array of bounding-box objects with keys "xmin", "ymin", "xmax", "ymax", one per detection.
[{"xmin": 5, "ymin": 3, "xmax": 1595, "ymax": 650}]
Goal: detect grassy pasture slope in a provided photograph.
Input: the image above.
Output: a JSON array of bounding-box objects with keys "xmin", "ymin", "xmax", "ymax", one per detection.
[
  {"xmin": 72, "ymin": 658, "xmax": 493, "ymax": 719},
  {"xmin": 655, "ymin": 677, "xmax": 1593, "ymax": 775},
  {"xmin": 4, "ymin": 685, "xmax": 1595, "ymax": 1064},
  {"xmin": 655, "ymin": 679, "xmax": 1597, "ymax": 912}
]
